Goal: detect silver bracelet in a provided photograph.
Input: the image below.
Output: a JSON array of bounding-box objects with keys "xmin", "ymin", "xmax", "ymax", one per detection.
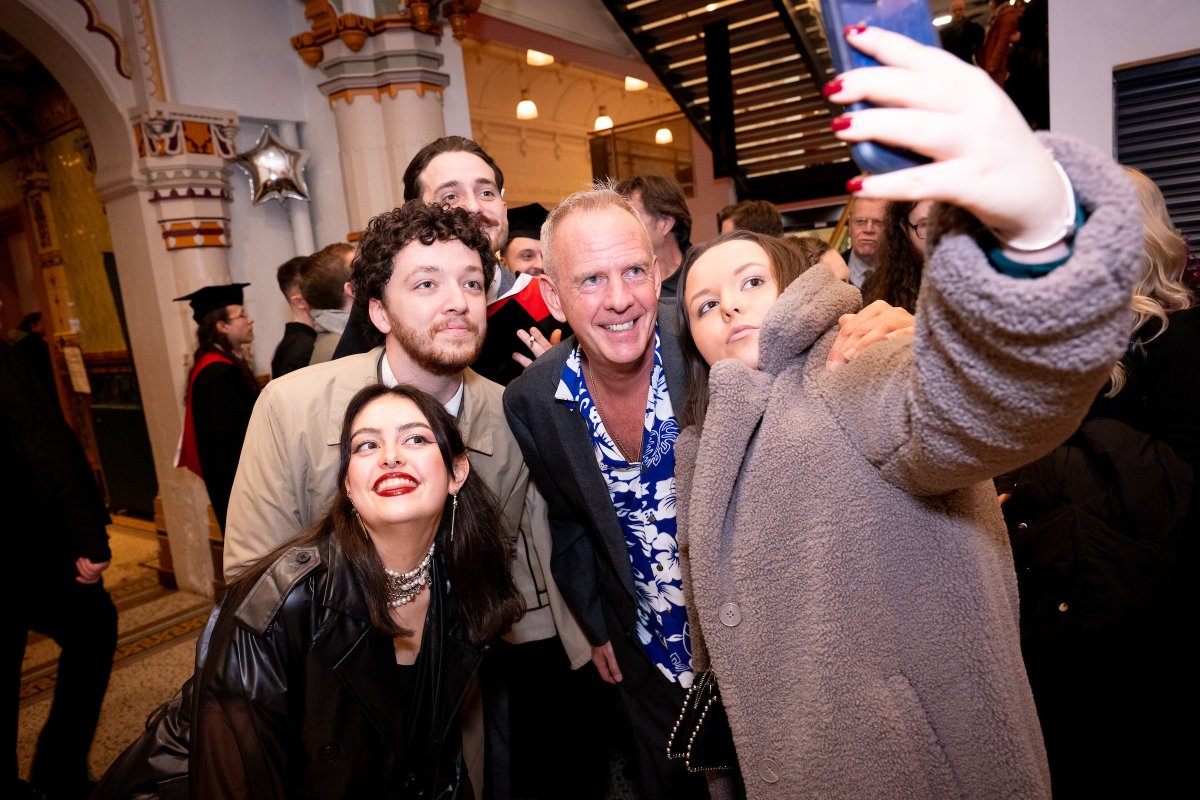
[{"xmin": 990, "ymin": 158, "xmax": 1078, "ymax": 252}]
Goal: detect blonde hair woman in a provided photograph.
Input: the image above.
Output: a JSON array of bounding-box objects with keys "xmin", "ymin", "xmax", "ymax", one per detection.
[{"xmin": 1002, "ymin": 167, "xmax": 1198, "ymax": 798}]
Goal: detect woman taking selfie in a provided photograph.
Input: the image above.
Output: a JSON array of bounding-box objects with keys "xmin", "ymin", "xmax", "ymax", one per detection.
[
  {"xmin": 672, "ymin": 24, "xmax": 1141, "ymax": 799},
  {"xmin": 94, "ymin": 383, "xmax": 523, "ymax": 799}
]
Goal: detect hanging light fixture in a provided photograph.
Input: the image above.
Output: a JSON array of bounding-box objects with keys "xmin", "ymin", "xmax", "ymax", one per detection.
[
  {"xmin": 594, "ymin": 106, "xmax": 614, "ymax": 131},
  {"xmin": 625, "ymin": 76, "xmax": 649, "ymax": 92},
  {"xmin": 655, "ymin": 127, "xmax": 674, "ymax": 145},
  {"xmin": 516, "ymin": 90, "xmax": 539, "ymax": 120},
  {"xmin": 526, "ymin": 49, "xmax": 555, "ymax": 67}
]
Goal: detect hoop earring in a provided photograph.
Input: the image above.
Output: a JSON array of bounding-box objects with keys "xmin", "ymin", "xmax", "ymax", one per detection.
[{"xmin": 450, "ymin": 493, "xmax": 458, "ymax": 544}]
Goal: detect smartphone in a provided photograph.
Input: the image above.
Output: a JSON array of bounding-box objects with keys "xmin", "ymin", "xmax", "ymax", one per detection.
[{"xmin": 819, "ymin": 0, "xmax": 939, "ymax": 174}]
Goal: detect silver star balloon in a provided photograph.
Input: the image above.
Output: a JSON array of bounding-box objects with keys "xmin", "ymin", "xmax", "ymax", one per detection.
[{"xmin": 234, "ymin": 127, "xmax": 310, "ymax": 204}]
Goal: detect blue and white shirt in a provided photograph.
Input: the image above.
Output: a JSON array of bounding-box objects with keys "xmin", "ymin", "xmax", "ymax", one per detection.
[{"xmin": 554, "ymin": 328, "xmax": 693, "ymax": 687}]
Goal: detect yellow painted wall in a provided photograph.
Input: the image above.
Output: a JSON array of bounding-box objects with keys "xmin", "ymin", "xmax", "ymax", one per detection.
[{"xmin": 42, "ymin": 131, "xmax": 124, "ymax": 353}]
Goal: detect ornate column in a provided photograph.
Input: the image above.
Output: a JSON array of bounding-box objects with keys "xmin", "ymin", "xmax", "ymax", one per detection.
[
  {"xmin": 291, "ymin": 1, "xmax": 479, "ymax": 235},
  {"xmin": 114, "ymin": 101, "xmax": 240, "ymax": 595}
]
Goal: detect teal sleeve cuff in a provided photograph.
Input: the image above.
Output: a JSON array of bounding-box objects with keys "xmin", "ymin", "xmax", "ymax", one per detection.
[{"xmin": 987, "ymin": 200, "xmax": 1088, "ymax": 279}]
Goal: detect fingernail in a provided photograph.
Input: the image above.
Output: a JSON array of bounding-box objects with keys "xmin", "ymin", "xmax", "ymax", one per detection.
[
  {"xmin": 844, "ymin": 23, "xmax": 867, "ymax": 37},
  {"xmin": 827, "ymin": 359, "xmax": 842, "ymax": 372},
  {"xmin": 822, "ymin": 79, "xmax": 843, "ymax": 97},
  {"xmin": 831, "ymin": 115, "xmax": 852, "ymax": 132},
  {"xmin": 846, "ymin": 176, "xmax": 864, "ymax": 193}
]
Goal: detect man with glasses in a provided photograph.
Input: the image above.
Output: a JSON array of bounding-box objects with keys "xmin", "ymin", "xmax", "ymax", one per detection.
[{"xmin": 841, "ymin": 196, "xmax": 887, "ymax": 287}]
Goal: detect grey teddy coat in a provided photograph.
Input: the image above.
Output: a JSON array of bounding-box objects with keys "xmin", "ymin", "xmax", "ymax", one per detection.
[{"xmin": 675, "ymin": 133, "xmax": 1140, "ymax": 799}]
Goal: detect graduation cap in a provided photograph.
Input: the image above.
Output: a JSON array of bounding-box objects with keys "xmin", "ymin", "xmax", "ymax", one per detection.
[
  {"xmin": 506, "ymin": 203, "xmax": 549, "ymax": 242},
  {"xmin": 173, "ymin": 282, "xmax": 250, "ymax": 324}
]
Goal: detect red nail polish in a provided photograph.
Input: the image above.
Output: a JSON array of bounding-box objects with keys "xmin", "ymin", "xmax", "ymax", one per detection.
[
  {"xmin": 846, "ymin": 176, "xmax": 864, "ymax": 193},
  {"xmin": 830, "ymin": 115, "xmax": 852, "ymax": 132},
  {"xmin": 822, "ymin": 79, "xmax": 843, "ymax": 97},
  {"xmin": 844, "ymin": 23, "xmax": 867, "ymax": 36}
]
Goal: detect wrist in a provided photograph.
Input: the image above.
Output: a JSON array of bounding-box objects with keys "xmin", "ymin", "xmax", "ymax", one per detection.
[{"xmin": 989, "ymin": 158, "xmax": 1078, "ymax": 253}]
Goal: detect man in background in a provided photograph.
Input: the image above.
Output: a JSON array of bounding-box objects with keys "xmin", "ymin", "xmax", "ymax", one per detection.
[
  {"xmin": 269, "ymin": 255, "xmax": 315, "ymax": 378},
  {"xmin": 4, "ymin": 340, "xmax": 116, "ymax": 800},
  {"xmin": 299, "ymin": 242, "xmax": 354, "ymax": 366},
  {"xmin": 617, "ymin": 175, "xmax": 692, "ymax": 298},
  {"xmin": 717, "ymin": 198, "xmax": 784, "ymax": 236},
  {"xmin": 841, "ymin": 195, "xmax": 887, "ymax": 288},
  {"xmin": 939, "ymin": 0, "xmax": 984, "ymax": 64},
  {"xmin": 500, "ymin": 202, "xmax": 548, "ymax": 277}
]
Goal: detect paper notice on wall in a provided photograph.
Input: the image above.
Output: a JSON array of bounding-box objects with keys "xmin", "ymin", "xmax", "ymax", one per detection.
[{"xmin": 62, "ymin": 345, "xmax": 92, "ymax": 394}]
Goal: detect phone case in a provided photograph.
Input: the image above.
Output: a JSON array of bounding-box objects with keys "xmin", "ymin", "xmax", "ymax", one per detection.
[{"xmin": 819, "ymin": 0, "xmax": 939, "ymax": 174}]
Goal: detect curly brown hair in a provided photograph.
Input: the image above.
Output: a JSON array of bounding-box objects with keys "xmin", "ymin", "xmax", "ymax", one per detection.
[{"xmin": 349, "ymin": 201, "xmax": 497, "ymax": 346}]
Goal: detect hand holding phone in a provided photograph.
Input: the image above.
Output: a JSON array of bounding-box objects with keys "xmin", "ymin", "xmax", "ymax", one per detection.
[
  {"xmin": 820, "ymin": 0, "xmax": 939, "ymax": 174},
  {"xmin": 823, "ymin": 26, "xmax": 1071, "ymax": 251}
]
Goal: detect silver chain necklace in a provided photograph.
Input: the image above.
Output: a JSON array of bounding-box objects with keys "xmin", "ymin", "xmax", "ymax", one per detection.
[
  {"xmin": 383, "ymin": 540, "xmax": 436, "ymax": 608},
  {"xmin": 583, "ymin": 359, "xmax": 642, "ymax": 466}
]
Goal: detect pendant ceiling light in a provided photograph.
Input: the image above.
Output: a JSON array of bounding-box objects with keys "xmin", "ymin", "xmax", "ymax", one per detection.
[
  {"xmin": 516, "ymin": 90, "xmax": 538, "ymax": 120},
  {"xmin": 594, "ymin": 106, "xmax": 613, "ymax": 131},
  {"xmin": 655, "ymin": 127, "xmax": 674, "ymax": 145}
]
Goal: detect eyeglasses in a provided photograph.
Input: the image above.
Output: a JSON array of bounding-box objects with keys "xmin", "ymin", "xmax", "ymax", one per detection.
[
  {"xmin": 905, "ymin": 220, "xmax": 929, "ymax": 240},
  {"xmin": 225, "ymin": 313, "xmax": 250, "ymax": 322},
  {"xmin": 850, "ymin": 217, "xmax": 883, "ymax": 229}
]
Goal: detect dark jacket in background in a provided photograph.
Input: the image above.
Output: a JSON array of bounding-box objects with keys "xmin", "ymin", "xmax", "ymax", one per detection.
[
  {"xmin": 190, "ymin": 359, "xmax": 257, "ymax": 530},
  {"xmin": 3, "ymin": 340, "xmax": 116, "ymax": 797},
  {"xmin": 270, "ymin": 321, "xmax": 316, "ymax": 378},
  {"xmin": 1003, "ymin": 305, "xmax": 1199, "ymax": 798}
]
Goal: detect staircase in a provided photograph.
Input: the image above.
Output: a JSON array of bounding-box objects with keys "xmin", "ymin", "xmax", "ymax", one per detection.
[{"xmin": 600, "ymin": 0, "xmax": 857, "ymax": 202}]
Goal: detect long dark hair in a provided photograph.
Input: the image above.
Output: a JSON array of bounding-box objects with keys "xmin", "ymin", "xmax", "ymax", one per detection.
[
  {"xmin": 228, "ymin": 383, "xmax": 523, "ymax": 645},
  {"xmin": 189, "ymin": 305, "xmax": 258, "ymax": 397},
  {"xmin": 676, "ymin": 230, "xmax": 808, "ymax": 430},
  {"xmin": 861, "ymin": 200, "xmax": 924, "ymax": 314}
]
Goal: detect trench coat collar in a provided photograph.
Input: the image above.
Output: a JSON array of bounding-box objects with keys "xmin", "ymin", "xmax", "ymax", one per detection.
[{"xmin": 321, "ymin": 347, "xmax": 494, "ymax": 459}]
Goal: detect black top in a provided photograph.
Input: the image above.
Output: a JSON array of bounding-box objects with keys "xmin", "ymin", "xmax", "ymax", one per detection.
[
  {"xmin": 270, "ymin": 321, "xmax": 316, "ymax": 378},
  {"xmin": 2, "ymin": 341, "xmax": 111, "ymax": 574},
  {"xmin": 192, "ymin": 360, "xmax": 258, "ymax": 530}
]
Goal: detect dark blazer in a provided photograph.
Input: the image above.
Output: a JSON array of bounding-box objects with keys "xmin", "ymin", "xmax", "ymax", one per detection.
[{"xmin": 502, "ymin": 301, "xmax": 688, "ymax": 678}]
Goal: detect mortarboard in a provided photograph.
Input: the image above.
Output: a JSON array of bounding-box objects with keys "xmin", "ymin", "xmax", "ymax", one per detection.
[
  {"xmin": 173, "ymin": 282, "xmax": 250, "ymax": 324},
  {"xmin": 506, "ymin": 203, "xmax": 549, "ymax": 242}
]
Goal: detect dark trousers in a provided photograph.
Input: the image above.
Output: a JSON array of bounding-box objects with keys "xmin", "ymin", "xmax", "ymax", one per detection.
[
  {"xmin": 608, "ymin": 639, "xmax": 710, "ymax": 800},
  {"xmin": 5, "ymin": 576, "xmax": 118, "ymax": 794},
  {"xmin": 489, "ymin": 636, "xmax": 615, "ymax": 800}
]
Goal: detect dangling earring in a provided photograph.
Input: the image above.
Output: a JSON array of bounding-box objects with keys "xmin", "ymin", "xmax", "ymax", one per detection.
[{"xmin": 449, "ymin": 493, "xmax": 458, "ymax": 544}]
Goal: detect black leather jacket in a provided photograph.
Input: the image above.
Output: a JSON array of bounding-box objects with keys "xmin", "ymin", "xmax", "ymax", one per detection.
[{"xmin": 93, "ymin": 537, "xmax": 484, "ymax": 799}]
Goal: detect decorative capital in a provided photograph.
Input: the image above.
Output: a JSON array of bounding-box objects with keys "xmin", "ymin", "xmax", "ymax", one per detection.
[
  {"xmin": 130, "ymin": 106, "xmax": 238, "ymax": 160},
  {"xmin": 291, "ymin": 0, "xmax": 482, "ymax": 68}
]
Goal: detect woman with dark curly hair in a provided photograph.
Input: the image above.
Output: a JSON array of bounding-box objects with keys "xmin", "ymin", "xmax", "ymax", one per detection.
[
  {"xmin": 94, "ymin": 382, "xmax": 524, "ymax": 799},
  {"xmin": 173, "ymin": 282, "xmax": 259, "ymax": 531},
  {"xmin": 860, "ymin": 199, "xmax": 933, "ymax": 314}
]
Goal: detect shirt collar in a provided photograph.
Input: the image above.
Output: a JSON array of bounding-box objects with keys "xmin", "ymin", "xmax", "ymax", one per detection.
[
  {"xmin": 379, "ymin": 351, "xmax": 464, "ymax": 416},
  {"xmin": 555, "ymin": 325, "xmax": 663, "ymax": 408}
]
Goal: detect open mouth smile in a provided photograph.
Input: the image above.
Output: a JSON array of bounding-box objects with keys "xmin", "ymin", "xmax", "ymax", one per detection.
[{"xmin": 373, "ymin": 472, "xmax": 419, "ymax": 496}]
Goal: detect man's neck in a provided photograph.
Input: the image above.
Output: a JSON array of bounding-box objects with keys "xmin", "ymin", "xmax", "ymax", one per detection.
[
  {"xmin": 656, "ymin": 242, "xmax": 684, "ymax": 281},
  {"xmin": 584, "ymin": 339, "xmax": 656, "ymax": 397},
  {"xmin": 383, "ymin": 339, "xmax": 464, "ymax": 405}
]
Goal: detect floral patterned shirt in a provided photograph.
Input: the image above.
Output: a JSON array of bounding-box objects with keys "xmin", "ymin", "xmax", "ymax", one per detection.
[{"xmin": 554, "ymin": 327, "xmax": 693, "ymax": 687}]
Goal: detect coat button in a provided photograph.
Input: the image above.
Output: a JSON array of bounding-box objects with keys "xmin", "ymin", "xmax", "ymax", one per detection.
[
  {"xmin": 318, "ymin": 743, "xmax": 341, "ymax": 763},
  {"xmin": 758, "ymin": 757, "xmax": 780, "ymax": 783},
  {"xmin": 296, "ymin": 550, "xmax": 311, "ymax": 563},
  {"xmin": 719, "ymin": 603, "xmax": 741, "ymax": 627},
  {"xmin": 1058, "ymin": 602, "xmax": 1069, "ymax": 612},
  {"xmin": 1017, "ymin": 522, "xmax": 1028, "ymax": 530}
]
